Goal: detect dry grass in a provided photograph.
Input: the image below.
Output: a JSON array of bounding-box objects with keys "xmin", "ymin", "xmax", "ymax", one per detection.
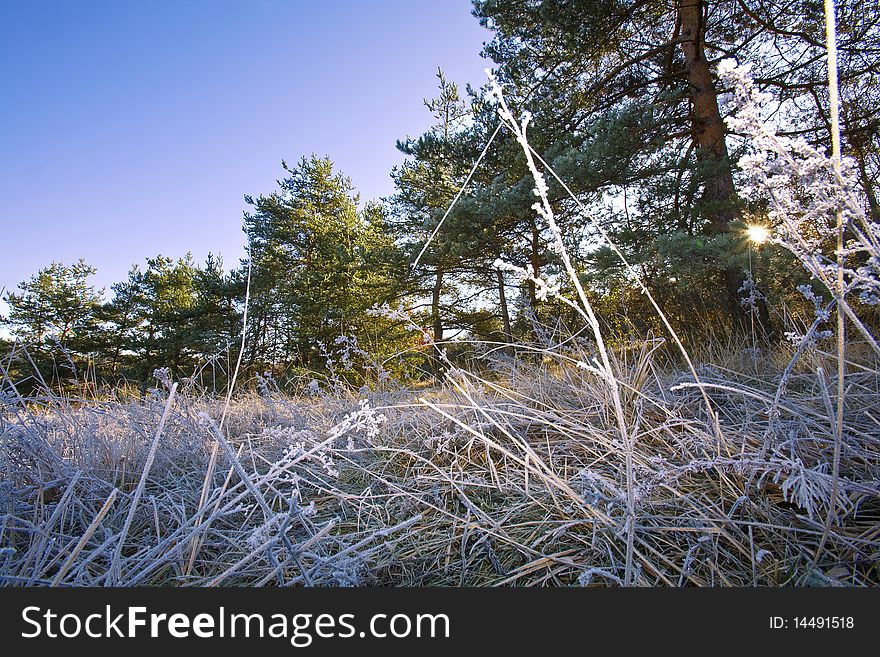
[{"xmin": 2, "ymin": 340, "xmax": 877, "ymax": 586}]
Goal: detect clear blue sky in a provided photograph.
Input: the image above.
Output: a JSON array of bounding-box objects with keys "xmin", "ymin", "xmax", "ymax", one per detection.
[{"xmin": 0, "ymin": 0, "xmax": 491, "ymax": 298}]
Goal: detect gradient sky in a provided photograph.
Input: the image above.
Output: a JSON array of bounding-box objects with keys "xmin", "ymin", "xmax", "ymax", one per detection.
[{"xmin": 0, "ymin": 0, "xmax": 492, "ymax": 299}]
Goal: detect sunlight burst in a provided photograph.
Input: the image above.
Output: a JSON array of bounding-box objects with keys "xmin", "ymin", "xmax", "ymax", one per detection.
[{"xmin": 746, "ymin": 224, "xmax": 771, "ymax": 245}]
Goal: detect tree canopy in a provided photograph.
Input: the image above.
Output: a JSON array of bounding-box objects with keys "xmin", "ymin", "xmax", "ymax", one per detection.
[{"xmin": 3, "ymin": 1, "xmax": 878, "ymax": 392}]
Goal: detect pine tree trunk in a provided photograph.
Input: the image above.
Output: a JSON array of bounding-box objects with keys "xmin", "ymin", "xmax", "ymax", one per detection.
[
  {"xmin": 497, "ymin": 269, "xmax": 513, "ymax": 346},
  {"xmin": 679, "ymin": 0, "xmax": 748, "ymax": 330},
  {"xmin": 528, "ymin": 217, "xmax": 541, "ymax": 310},
  {"xmin": 853, "ymin": 143, "xmax": 880, "ymax": 224},
  {"xmin": 431, "ymin": 268, "xmax": 444, "ymax": 376}
]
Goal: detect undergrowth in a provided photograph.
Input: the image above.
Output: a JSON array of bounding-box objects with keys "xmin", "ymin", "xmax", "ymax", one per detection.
[{"xmin": 1, "ymin": 340, "xmax": 877, "ymax": 586}]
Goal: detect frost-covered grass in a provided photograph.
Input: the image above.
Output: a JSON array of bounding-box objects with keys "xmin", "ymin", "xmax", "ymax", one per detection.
[{"xmin": 1, "ymin": 340, "xmax": 878, "ymax": 587}]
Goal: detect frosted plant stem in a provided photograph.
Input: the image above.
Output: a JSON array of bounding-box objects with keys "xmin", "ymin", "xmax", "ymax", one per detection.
[
  {"xmin": 488, "ymin": 72, "xmax": 636, "ymax": 586},
  {"xmin": 221, "ymin": 253, "xmax": 251, "ymax": 430},
  {"xmin": 105, "ymin": 382, "xmax": 177, "ymax": 586},
  {"xmin": 202, "ymin": 414, "xmax": 271, "ymax": 519},
  {"xmin": 187, "ymin": 248, "xmax": 252, "ymax": 575},
  {"xmin": 184, "ymin": 444, "xmax": 219, "ymax": 577},
  {"xmin": 814, "ymin": 0, "xmax": 845, "ymax": 568},
  {"xmin": 51, "ymin": 488, "xmax": 117, "ymax": 586},
  {"xmin": 523, "ymin": 142, "xmax": 724, "ymax": 452}
]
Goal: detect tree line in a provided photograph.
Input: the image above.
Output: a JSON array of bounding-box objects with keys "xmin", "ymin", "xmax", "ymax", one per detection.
[{"xmin": 3, "ymin": 0, "xmax": 879, "ymax": 393}]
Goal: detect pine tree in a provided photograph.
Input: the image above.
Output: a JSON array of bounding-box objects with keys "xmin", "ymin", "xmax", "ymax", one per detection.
[
  {"xmin": 2, "ymin": 259, "xmax": 103, "ymax": 386},
  {"xmin": 472, "ymin": 0, "xmax": 880, "ymax": 334},
  {"xmin": 244, "ymin": 155, "xmax": 403, "ymax": 373}
]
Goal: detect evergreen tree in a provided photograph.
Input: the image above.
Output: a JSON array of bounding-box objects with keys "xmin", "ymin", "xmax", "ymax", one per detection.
[
  {"xmin": 1, "ymin": 260, "xmax": 103, "ymax": 386},
  {"xmin": 390, "ymin": 70, "xmax": 472, "ymax": 369},
  {"xmin": 244, "ymin": 155, "xmax": 403, "ymax": 373},
  {"xmin": 472, "ymin": 0, "xmax": 879, "ymax": 334},
  {"xmin": 101, "ymin": 254, "xmax": 242, "ymax": 381}
]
